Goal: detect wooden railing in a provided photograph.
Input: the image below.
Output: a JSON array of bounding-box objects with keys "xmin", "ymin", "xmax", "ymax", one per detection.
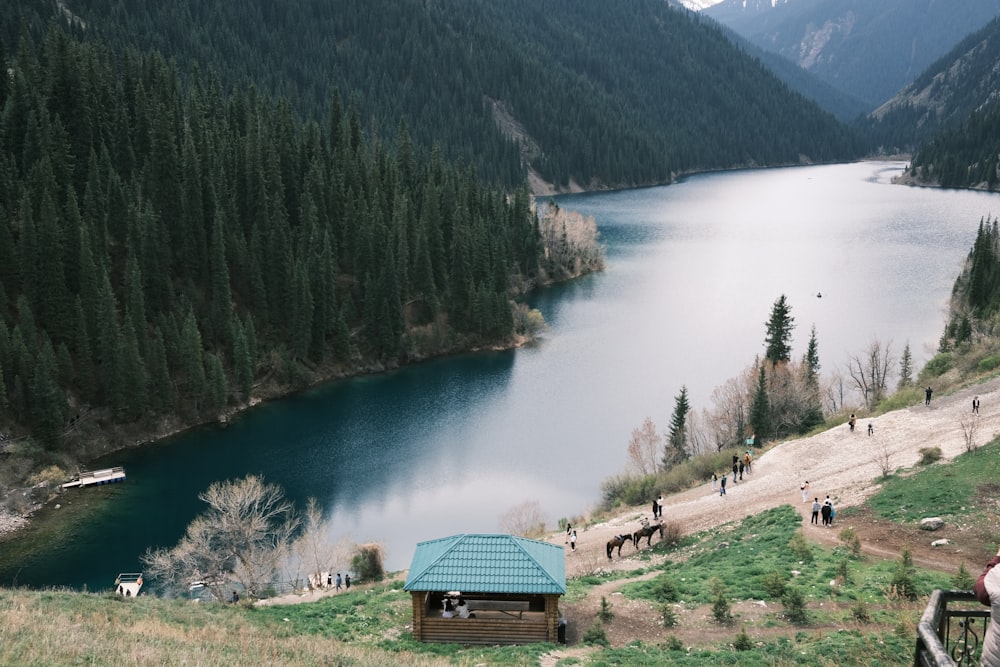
[{"xmin": 914, "ymin": 590, "xmax": 990, "ymax": 666}]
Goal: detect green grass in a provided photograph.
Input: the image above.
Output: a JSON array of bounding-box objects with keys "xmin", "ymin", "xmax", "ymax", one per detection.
[{"xmin": 867, "ymin": 435, "xmax": 1000, "ymax": 524}]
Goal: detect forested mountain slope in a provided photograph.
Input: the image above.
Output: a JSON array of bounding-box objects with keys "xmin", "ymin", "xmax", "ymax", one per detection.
[
  {"xmin": 16, "ymin": 0, "xmax": 862, "ymax": 191},
  {"xmin": 705, "ymin": 0, "xmax": 1000, "ymax": 111},
  {"xmin": 0, "ymin": 26, "xmax": 604, "ymax": 463},
  {"xmin": 884, "ymin": 18, "xmax": 1000, "ymax": 182}
]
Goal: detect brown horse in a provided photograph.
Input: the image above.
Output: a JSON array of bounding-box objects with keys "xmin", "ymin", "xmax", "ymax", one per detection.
[
  {"xmin": 633, "ymin": 521, "xmax": 665, "ymax": 548},
  {"xmin": 606, "ymin": 533, "xmax": 633, "ymax": 559}
]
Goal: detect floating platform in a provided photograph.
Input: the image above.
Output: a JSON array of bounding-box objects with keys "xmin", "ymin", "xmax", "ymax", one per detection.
[
  {"xmin": 62, "ymin": 466, "xmax": 126, "ymax": 489},
  {"xmin": 115, "ymin": 572, "xmax": 143, "ymax": 597}
]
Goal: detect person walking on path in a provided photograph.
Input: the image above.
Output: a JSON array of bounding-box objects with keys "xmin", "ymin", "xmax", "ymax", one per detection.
[
  {"xmin": 570, "ymin": 530, "xmax": 577, "ymax": 551},
  {"xmin": 974, "ymin": 396, "xmax": 981, "ymax": 414},
  {"xmin": 738, "ymin": 460, "xmax": 745, "ymax": 480},
  {"xmin": 711, "ymin": 473, "xmax": 718, "ymax": 492},
  {"xmin": 335, "ymin": 573, "xmax": 342, "ymax": 591},
  {"xmin": 821, "ymin": 501, "xmax": 832, "ymax": 527},
  {"xmin": 656, "ymin": 494, "xmax": 664, "ymax": 519},
  {"xmin": 925, "ymin": 386, "xmax": 933, "ymax": 406},
  {"xmin": 651, "ymin": 498, "xmax": 659, "ymax": 519},
  {"xmin": 867, "ymin": 422, "xmax": 874, "ymax": 436},
  {"xmin": 732, "ymin": 461, "xmax": 739, "ymax": 483},
  {"xmin": 565, "ymin": 523, "xmax": 572, "ymax": 544},
  {"xmin": 811, "ymin": 498, "xmax": 821, "ymax": 524},
  {"xmin": 974, "ymin": 546, "xmax": 1000, "ymax": 667},
  {"xmin": 345, "ymin": 574, "xmax": 351, "ymax": 590},
  {"xmin": 744, "ymin": 451, "xmax": 752, "ymax": 473},
  {"xmin": 849, "ymin": 414, "xmax": 856, "ymax": 432},
  {"xmin": 801, "ymin": 481, "xmax": 810, "ymax": 503},
  {"xmin": 719, "ymin": 473, "xmax": 727, "ymax": 496}
]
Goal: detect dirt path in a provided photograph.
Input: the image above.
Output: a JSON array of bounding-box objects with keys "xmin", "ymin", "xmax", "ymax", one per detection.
[{"xmin": 547, "ymin": 376, "xmax": 1000, "ymax": 578}]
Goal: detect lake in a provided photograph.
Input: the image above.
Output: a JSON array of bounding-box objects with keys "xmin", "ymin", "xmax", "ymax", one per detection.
[{"xmin": 2, "ymin": 161, "xmax": 997, "ymax": 591}]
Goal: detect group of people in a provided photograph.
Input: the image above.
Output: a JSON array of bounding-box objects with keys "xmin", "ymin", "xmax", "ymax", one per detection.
[
  {"xmin": 442, "ymin": 596, "xmax": 475, "ymax": 618},
  {"xmin": 809, "ymin": 495, "xmax": 836, "ymax": 527},
  {"xmin": 712, "ymin": 449, "xmax": 754, "ymax": 496}
]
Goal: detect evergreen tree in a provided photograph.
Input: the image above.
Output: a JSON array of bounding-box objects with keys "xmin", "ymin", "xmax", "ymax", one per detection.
[
  {"xmin": 898, "ymin": 342, "xmax": 913, "ymax": 389},
  {"xmin": 30, "ymin": 337, "xmax": 66, "ymax": 449},
  {"xmin": 764, "ymin": 294, "xmax": 795, "ymax": 365},
  {"xmin": 662, "ymin": 386, "xmax": 690, "ymax": 470},
  {"xmin": 750, "ymin": 363, "xmax": 770, "ymax": 444}
]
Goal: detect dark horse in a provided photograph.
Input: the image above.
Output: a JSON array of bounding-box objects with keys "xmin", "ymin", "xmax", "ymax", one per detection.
[
  {"xmin": 606, "ymin": 533, "xmax": 633, "ymax": 559},
  {"xmin": 633, "ymin": 521, "xmax": 665, "ymax": 548}
]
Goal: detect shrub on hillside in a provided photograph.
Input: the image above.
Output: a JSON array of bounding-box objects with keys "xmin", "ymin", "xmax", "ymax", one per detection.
[
  {"xmin": 781, "ymin": 587, "xmax": 808, "ymax": 624},
  {"xmin": 977, "ymin": 353, "xmax": 1000, "ymax": 373},
  {"xmin": 921, "ymin": 353, "xmax": 953, "ymax": 379},
  {"xmin": 582, "ymin": 621, "xmax": 609, "ymax": 646},
  {"xmin": 839, "ymin": 527, "xmax": 862, "ymax": 558},
  {"xmin": 760, "ymin": 571, "xmax": 787, "ymax": 599},
  {"xmin": 351, "ymin": 544, "xmax": 385, "ymax": 583},
  {"xmin": 917, "ymin": 446, "xmax": 942, "ymax": 465},
  {"xmin": 650, "ymin": 573, "xmax": 679, "ymax": 602},
  {"xmin": 788, "ymin": 530, "xmax": 814, "ymax": 562}
]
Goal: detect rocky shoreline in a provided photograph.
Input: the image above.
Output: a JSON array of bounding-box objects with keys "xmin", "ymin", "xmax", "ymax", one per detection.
[{"xmin": 0, "ymin": 508, "xmax": 29, "ymax": 537}]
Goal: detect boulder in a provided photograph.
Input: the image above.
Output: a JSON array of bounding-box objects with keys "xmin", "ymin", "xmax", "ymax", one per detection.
[
  {"xmin": 931, "ymin": 539, "xmax": 950, "ymax": 547},
  {"xmin": 920, "ymin": 517, "xmax": 945, "ymax": 531}
]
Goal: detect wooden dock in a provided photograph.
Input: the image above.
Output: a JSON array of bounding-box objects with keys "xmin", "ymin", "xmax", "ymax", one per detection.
[{"xmin": 62, "ymin": 466, "xmax": 126, "ymax": 489}]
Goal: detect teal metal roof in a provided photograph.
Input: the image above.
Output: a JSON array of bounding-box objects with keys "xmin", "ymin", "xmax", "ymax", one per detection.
[{"xmin": 403, "ymin": 534, "xmax": 566, "ymax": 595}]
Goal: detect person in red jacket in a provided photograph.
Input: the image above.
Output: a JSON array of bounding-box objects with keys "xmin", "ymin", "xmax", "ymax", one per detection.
[{"xmin": 974, "ymin": 547, "xmax": 1000, "ymax": 667}]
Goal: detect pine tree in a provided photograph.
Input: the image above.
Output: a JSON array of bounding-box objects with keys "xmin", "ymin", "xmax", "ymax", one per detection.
[
  {"xmin": 764, "ymin": 295, "xmax": 794, "ymax": 365},
  {"xmin": 750, "ymin": 363, "xmax": 770, "ymax": 444},
  {"xmin": 898, "ymin": 343, "xmax": 913, "ymax": 389},
  {"xmin": 30, "ymin": 337, "xmax": 66, "ymax": 449},
  {"xmin": 662, "ymin": 386, "xmax": 690, "ymax": 470}
]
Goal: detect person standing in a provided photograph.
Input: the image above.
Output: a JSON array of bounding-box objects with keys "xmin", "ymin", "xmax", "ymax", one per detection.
[
  {"xmin": 811, "ymin": 498, "xmax": 821, "ymax": 525},
  {"xmin": 719, "ymin": 473, "xmax": 727, "ymax": 496},
  {"xmin": 868, "ymin": 422, "xmax": 874, "ymax": 436},
  {"xmin": 821, "ymin": 500, "xmax": 832, "ymax": 527},
  {"xmin": 336, "ymin": 573, "xmax": 342, "ymax": 591},
  {"xmin": 925, "ymin": 386, "xmax": 933, "ymax": 406},
  {"xmin": 652, "ymin": 498, "xmax": 659, "ymax": 519},
  {"xmin": 656, "ymin": 494, "xmax": 664, "ymax": 519},
  {"xmin": 801, "ymin": 481, "xmax": 810, "ymax": 503},
  {"xmin": 974, "ymin": 546, "xmax": 1000, "ymax": 667},
  {"xmin": 732, "ymin": 461, "xmax": 739, "ymax": 483},
  {"xmin": 744, "ymin": 451, "xmax": 752, "ymax": 473},
  {"xmin": 849, "ymin": 414, "xmax": 856, "ymax": 432},
  {"xmin": 974, "ymin": 396, "xmax": 981, "ymax": 414},
  {"xmin": 565, "ymin": 523, "xmax": 572, "ymax": 544},
  {"xmin": 345, "ymin": 574, "xmax": 351, "ymax": 590},
  {"xmin": 738, "ymin": 460, "xmax": 745, "ymax": 480},
  {"xmin": 231, "ymin": 591, "xmax": 239, "ymax": 604},
  {"xmin": 711, "ymin": 473, "xmax": 718, "ymax": 492},
  {"xmin": 570, "ymin": 530, "xmax": 577, "ymax": 551}
]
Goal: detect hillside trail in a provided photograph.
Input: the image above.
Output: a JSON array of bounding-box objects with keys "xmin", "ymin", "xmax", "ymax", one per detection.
[{"xmin": 546, "ymin": 376, "xmax": 1000, "ymax": 578}]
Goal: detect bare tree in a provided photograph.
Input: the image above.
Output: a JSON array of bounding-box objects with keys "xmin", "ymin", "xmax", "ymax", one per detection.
[
  {"xmin": 538, "ymin": 202, "xmax": 605, "ymax": 280},
  {"xmin": 290, "ymin": 498, "xmax": 338, "ymax": 589},
  {"xmin": 143, "ymin": 475, "xmax": 299, "ymax": 601},
  {"xmin": 706, "ymin": 370, "xmax": 753, "ymax": 451},
  {"xmin": 823, "ymin": 371, "xmax": 848, "ymax": 414},
  {"xmin": 960, "ymin": 415, "xmax": 981, "ymax": 452},
  {"xmin": 499, "ymin": 500, "xmax": 546, "ymax": 537},
  {"xmin": 627, "ymin": 417, "xmax": 662, "ymax": 476},
  {"xmin": 846, "ymin": 339, "xmax": 895, "ymax": 409},
  {"xmin": 870, "ymin": 443, "xmax": 893, "ymax": 478}
]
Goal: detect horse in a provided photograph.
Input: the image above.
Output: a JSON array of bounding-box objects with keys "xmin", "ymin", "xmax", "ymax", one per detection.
[
  {"xmin": 633, "ymin": 521, "xmax": 665, "ymax": 548},
  {"xmin": 606, "ymin": 533, "xmax": 633, "ymax": 559}
]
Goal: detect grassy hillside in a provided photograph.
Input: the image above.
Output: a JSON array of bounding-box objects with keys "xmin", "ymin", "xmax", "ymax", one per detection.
[{"xmin": 5, "ymin": 437, "xmax": 997, "ymax": 665}]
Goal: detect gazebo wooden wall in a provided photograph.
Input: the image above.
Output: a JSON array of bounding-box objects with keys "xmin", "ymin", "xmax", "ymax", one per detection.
[{"xmin": 409, "ymin": 592, "xmax": 561, "ymax": 645}]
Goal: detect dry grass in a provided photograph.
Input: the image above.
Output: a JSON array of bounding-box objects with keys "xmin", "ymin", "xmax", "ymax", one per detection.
[{"xmin": 0, "ymin": 589, "xmax": 436, "ymax": 666}]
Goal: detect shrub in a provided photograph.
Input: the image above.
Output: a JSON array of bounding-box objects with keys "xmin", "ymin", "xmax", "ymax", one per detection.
[
  {"xmin": 978, "ymin": 353, "xmax": 1000, "ymax": 373},
  {"xmin": 850, "ymin": 599, "xmax": 871, "ymax": 623},
  {"xmin": 787, "ymin": 530, "xmax": 814, "ymax": 562},
  {"xmin": 836, "ymin": 557, "xmax": 851, "ymax": 584},
  {"xmin": 709, "ymin": 578, "xmax": 732, "ymax": 624},
  {"xmin": 665, "ymin": 635, "xmax": 684, "ymax": 651},
  {"xmin": 350, "ymin": 544, "xmax": 385, "ymax": 583},
  {"xmin": 660, "ymin": 603, "xmax": 678, "ymax": 627},
  {"xmin": 650, "ymin": 574, "xmax": 679, "ymax": 602},
  {"xmin": 760, "ymin": 571, "xmax": 787, "ymax": 599},
  {"xmin": 953, "ymin": 562, "xmax": 975, "ymax": 590},
  {"xmin": 659, "ymin": 520, "xmax": 683, "ymax": 548},
  {"xmin": 917, "ymin": 447, "xmax": 943, "ymax": 465},
  {"xmin": 921, "ymin": 353, "xmax": 953, "ymax": 378},
  {"xmin": 598, "ymin": 596, "xmax": 614, "ymax": 623},
  {"xmin": 839, "ymin": 527, "xmax": 862, "ymax": 558},
  {"xmin": 889, "ymin": 547, "xmax": 918, "ymax": 600},
  {"xmin": 733, "ymin": 627, "xmax": 753, "ymax": 651},
  {"xmin": 781, "ymin": 587, "xmax": 808, "ymax": 624},
  {"xmin": 582, "ymin": 621, "xmax": 609, "ymax": 646}
]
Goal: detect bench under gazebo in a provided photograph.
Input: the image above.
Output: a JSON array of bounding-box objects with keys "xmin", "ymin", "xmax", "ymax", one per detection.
[{"xmin": 403, "ymin": 533, "xmax": 566, "ymax": 645}]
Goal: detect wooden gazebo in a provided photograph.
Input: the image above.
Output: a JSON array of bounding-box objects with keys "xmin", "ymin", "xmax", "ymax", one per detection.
[{"xmin": 403, "ymin": 533, "xmax": 566, "ymax": 645}]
